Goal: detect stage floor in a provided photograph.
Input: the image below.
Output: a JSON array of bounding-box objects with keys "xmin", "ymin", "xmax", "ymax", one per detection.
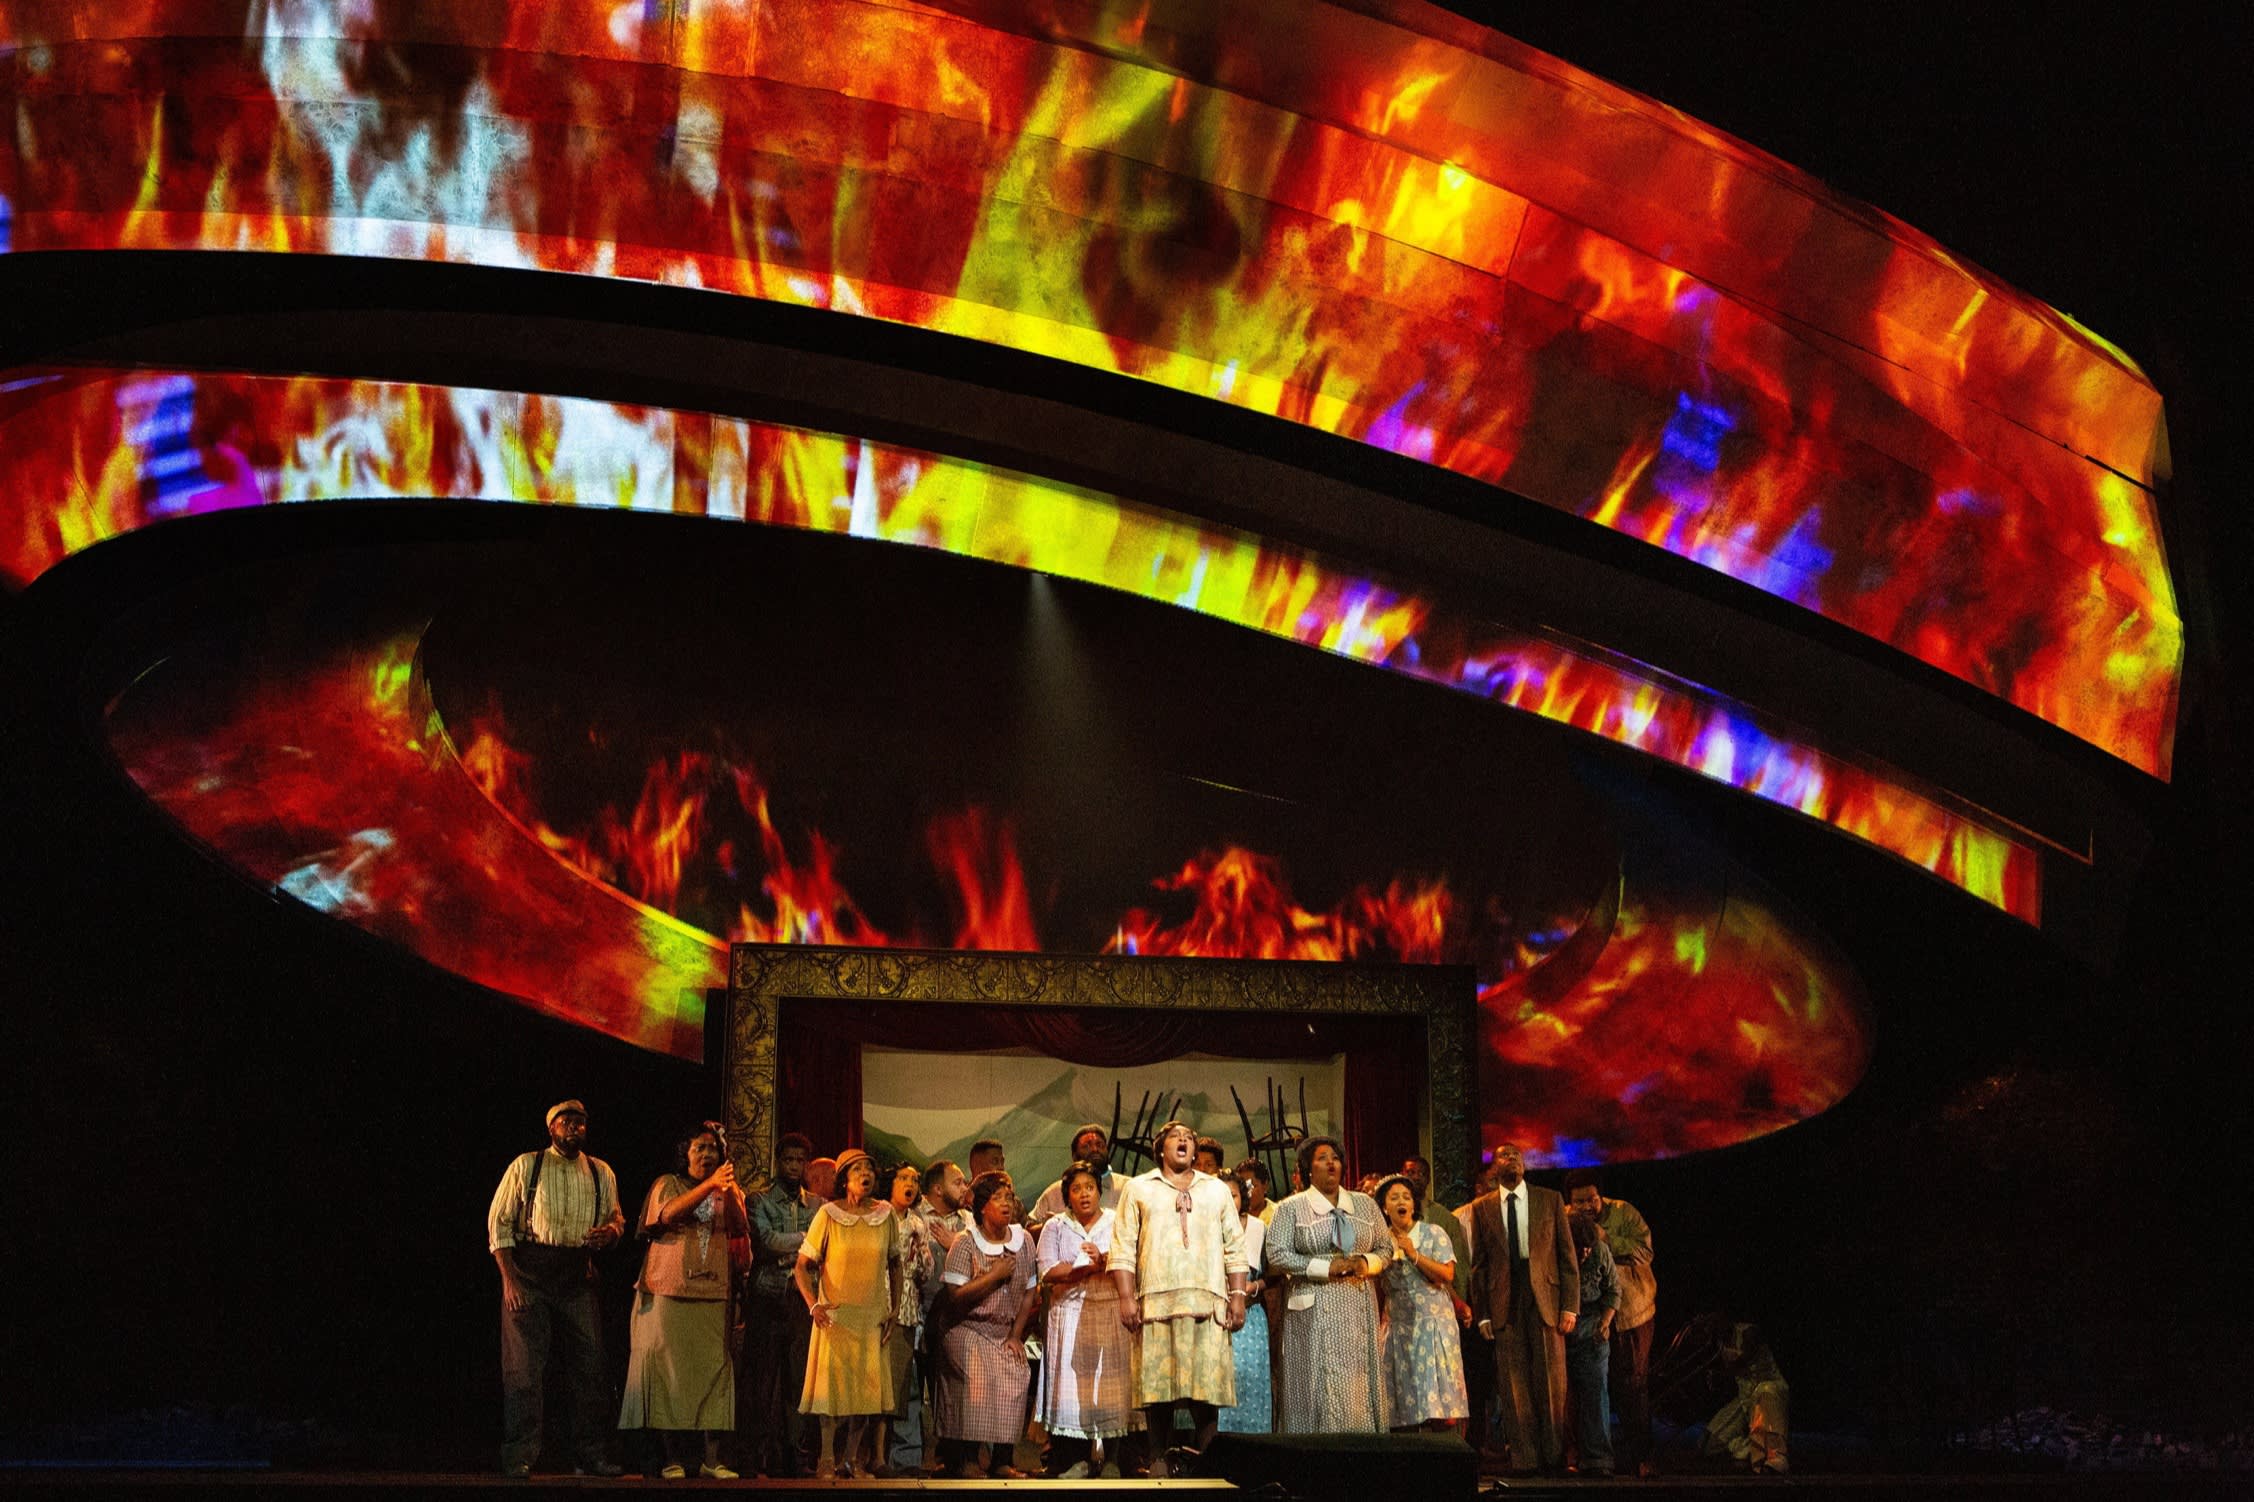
[{"xmin": 3, "ymin": 1471, "xmax": 2250, "ymax": 1500}]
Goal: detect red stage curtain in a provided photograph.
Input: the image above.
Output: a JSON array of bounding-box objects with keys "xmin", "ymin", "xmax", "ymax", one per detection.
[{"xmin": 775, "ymin": 999, "xmax": 1423, "ymax": 1182}]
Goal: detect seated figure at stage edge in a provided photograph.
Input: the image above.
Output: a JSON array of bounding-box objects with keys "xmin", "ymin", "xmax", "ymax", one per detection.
[
  {"xmin": 1374, "ymin": 1171, "xmax": 1469, "ymax": 1433},
  {"xmin": 1703, "ymin": 1321, "xmax": 1789, "ymax": 1474},
  {"xmin": 1266, "ymin": 1136, "xmax": 1392, "ymax": 1433},
  {"xmin": 1035, "ymin": 1160, "xmax": 1139, "ymax": 1474},
  {"xmin": 796, "ymin": 1148, "xmax": 903, "ymax": 1479},
  {"xmin": 486, "ymin": 1099, "xmax": 626, "ymax": 1478},
  {"xmin": 935, "ymin": 1170, "xmax": 1039, "ymax": 1477},
  {"xmin": 746, "ymin": 1131, "xmax": 820, "ymax": 1476},
  {"xmin": 618, "ymin": 1121, "xmax": 747, "ymax": 1479},
  {"xmin": 1112, "ymin": 1119, "xmax": 1250, "ymax": 1472},
  {"xmin": 1467, "ymin": 1141, "xmax": 1579, "ymax": 1475},
  {"xmin": 1028, "ymin": 1123, "xmax": 1125, "ymax": 1228}
]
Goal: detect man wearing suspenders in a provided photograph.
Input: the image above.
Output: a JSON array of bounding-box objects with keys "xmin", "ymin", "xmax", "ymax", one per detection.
[{"xmin": 487, "ymin": 1099, "xmax": 627, "ymax": 1477}]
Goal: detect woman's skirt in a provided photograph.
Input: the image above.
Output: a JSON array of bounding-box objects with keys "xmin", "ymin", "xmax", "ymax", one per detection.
[
  {"xmin": 618, "ymin": 1290, "xmax": 734, "ymax": 1431},
  {"xmin": 1038, "ymin": 1290, "xmax": 1137, "ymax": 1440},
  {"xmin": 801, "ymin": 1302, "xmax": 895, "ymax": 1417},
  {"xmin": 1216, "ymin": 1301, "xmax": 1273, "ymax": 1433},
  {"xmin": 1134, "ymin": 1313, "xmax": 1236, "ymax": 1409},
  {"xmin": 936, "ymin": 1315, "xmax": 1031, "ymax": 1444}
]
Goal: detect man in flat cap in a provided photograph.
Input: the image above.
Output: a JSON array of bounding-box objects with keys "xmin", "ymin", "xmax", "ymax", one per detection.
[{"xmin": 487, "ymin": 1099, "xmax": 627, "ymax": 1477}]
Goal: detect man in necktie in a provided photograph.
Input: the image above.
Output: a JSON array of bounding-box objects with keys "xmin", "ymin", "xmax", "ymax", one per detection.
[{"xmin": 1466, "ymin": 1143, "xmax": 1578, "ymax": 1476}]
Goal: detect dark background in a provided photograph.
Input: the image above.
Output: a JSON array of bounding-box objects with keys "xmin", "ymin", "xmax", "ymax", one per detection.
[
  {"xmin": 5, "ymin": 2, "xmax": 2249, "ymax": 1471},
  {"xmin": 1467, "ymin": 0, "xmax": 2254, "ymax": 1452}
]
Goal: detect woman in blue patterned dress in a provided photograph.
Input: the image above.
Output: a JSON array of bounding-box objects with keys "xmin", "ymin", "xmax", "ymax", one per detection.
[
  {"xmin": 1375, "ymin": 1173, "xmax": 1468, "ymax": 1432},
  {"xmin": 1267, "ymin": 1138, "xmax": 1391, "ymax": 1432},
  {"xmin": 1215, "ymin": 1171, "xmax": 1272, "ymax": 1434}
]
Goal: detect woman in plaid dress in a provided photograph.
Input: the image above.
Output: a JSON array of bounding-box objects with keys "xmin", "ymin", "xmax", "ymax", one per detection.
[
  {"xmin": 1036, "ymin": 1162, "xmax": 1138, "ymax": 1475},
  {"xmin": 934, "ymin": 1171, "xmax": 1037, "ymax": 1478}
]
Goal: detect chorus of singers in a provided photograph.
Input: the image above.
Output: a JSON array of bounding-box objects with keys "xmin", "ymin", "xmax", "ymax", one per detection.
[{"xmin": 488, "ymin": 1100, "xmax": 1659, "ymax": 1480}]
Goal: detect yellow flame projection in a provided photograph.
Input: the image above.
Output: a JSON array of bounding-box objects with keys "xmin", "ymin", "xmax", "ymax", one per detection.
[{"xmin": 0, "ymin": 0, "xmax": 2179, "ymax": 774}]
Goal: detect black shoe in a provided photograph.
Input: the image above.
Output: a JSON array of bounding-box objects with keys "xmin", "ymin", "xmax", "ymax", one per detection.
[
  {"xmin": 501, "ymin": 1462, "xmax": 532, "ymax": 1479},
  {"xmin": 573, "ymin": 1459, "xmax": 625, "ymax": 1477}
]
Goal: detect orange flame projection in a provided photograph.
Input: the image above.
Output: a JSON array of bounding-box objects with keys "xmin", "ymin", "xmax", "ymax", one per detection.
[
  {"xmin": 0, "ymin": 366, "xmax": 2042, "ymax": 922},
  {"xmin": 927, "ymin": 809, "xmax": 1040, "ymax": 952},
  {"xmin": 456, "ymin": 711, "xmax": 1492, "ymax": 976},
  {"xmin": 0, "ymin": 0, "xmax": 2178, "ymax": 774},
  {"xmin": 104, "ymin": 623, "xmax": 724, "ymax": 1058},
  {"xmin": 1108, "ymin": 847, "xmax": 1456, "ymax": 965},
  {"xmin": 101, "ymin": 598, "xmax": 1861, "ymax": 1162}
]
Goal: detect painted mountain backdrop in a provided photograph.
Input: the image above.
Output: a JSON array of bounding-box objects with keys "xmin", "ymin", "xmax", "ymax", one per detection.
[{"xmin": 861, "ymin": 1051, "xmax": 1341, "ymax": 1203}]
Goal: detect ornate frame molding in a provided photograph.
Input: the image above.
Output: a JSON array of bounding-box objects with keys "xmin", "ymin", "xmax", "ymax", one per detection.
[{"xmin": 724, "ymin": 944, "xmax": 1477, "ymax": 1205}]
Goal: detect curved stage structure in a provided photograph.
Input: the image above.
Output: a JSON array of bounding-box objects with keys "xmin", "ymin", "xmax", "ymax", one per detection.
[{"xmin": 0, "ymin": 0, "xmax": 2175, "ymax": 1163}]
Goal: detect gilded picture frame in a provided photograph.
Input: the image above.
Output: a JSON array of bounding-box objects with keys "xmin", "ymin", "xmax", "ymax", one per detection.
[{"xmin": 725, "ymin": 944, "xmax": 1477, "ymax": 1206}]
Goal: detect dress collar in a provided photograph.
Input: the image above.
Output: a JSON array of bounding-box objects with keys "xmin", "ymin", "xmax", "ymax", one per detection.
[
  {"xmin": 1058, "ymin": 1208, "xmax": 1113, "ymax": 1238},
  {"xmin": 970, "ymin": 1222, "xmax": 1025, "ymax": 1256},
  {"xmin": 818, "ymin": 1198, "xmax": 894, "ymax": 1228}
]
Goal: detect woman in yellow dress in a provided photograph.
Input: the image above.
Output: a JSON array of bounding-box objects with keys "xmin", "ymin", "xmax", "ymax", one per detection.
[{"xmin": 794, "ymin": 1148, "xmax": 903, "ymax": 1478}]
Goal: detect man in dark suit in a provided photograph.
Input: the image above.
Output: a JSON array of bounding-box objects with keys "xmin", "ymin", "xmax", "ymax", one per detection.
[{"xmin": 1466, "ymin": 1143, "xmax": 1578, "ymax": 1475}]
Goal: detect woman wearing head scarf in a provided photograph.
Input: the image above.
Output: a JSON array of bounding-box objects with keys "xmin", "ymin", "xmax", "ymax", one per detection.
[
  {"xmin": 794, "ymin": 1148, "xmax": 902, "ymax": 1478},
  {"xmin": 1264, "ymin": 1136, "xmax": 1392, "ymax": 1432}
]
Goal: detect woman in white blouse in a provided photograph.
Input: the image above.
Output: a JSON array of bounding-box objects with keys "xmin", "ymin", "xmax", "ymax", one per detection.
[{"xmin": 1034, "ymin": 1162, "xmax": 1137, "ymax": 1475}]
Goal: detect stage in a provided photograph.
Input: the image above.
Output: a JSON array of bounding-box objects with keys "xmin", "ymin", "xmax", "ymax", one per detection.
[{"xmin": 4, "ymin": 1468, "xmax": 2250, "ymax": 1499}]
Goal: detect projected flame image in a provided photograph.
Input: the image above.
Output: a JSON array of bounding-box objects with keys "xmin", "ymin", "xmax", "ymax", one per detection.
[
  {"xmin": 45, "ymin": 355, "xmax": 1878, "ymax": 1164},
  {"xmin": 0, "ymin": 0, "xmax": 2179, "ymax": 773},
  {"xmin": 104, "ymin": 580, "xmax": 1867, "ymax": 1167},
  {"xmin": 0, "ymin": 366, "xmax": 2039, "ymax": 922}
]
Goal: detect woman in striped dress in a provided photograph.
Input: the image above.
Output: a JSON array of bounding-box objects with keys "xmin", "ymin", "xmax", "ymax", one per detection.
[
  {"xmin": 1264, "ymin": 1137, "xmax": 1392, "ymax": 1433},
  {"xmin": 934, "ymin": 1171, "xmax": 1037, "ymax": 1478},
  {"xmin": 1035, "ymin": 1162, "xmax": 1138, "ymax": 1475}
]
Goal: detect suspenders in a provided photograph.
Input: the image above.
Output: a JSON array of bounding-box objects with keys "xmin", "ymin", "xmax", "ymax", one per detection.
[{"xmin": 515, "ymin": 1147, "xmax": 611, "ymax": 1245}]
